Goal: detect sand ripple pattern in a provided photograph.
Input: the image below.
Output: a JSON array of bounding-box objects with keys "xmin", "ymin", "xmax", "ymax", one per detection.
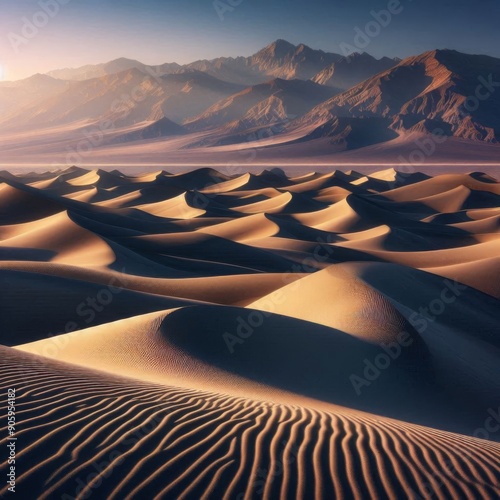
[
  {"xmin": 1, "ymin": 348, "xmax": 499, "ymax": 500},
  {"xmin": 1, "ymin": 168, "xmax": 500, "ymax": 499}
]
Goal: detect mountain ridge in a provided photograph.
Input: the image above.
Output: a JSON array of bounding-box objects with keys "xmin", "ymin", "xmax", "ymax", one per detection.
[
  {"xmin": 1, "ymin": 42, "xmax": 499, "ymax": 162},
  {"xmin": 285, "ymin": 48, "xmax": 500, "ymax": 146}
]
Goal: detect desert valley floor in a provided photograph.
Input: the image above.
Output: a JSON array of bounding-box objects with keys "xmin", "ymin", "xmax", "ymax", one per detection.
[{"xmin": 0, "ymin": 166, "xmax": 499, "ymax": 499}]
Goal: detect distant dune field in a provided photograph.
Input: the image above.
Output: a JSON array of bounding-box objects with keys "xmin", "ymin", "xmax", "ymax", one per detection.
[{"xmin": 0, "ymin": 166, "xmax": 499, "ymax": 499}]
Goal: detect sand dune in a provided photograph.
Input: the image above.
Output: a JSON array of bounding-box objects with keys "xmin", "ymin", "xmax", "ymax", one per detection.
[
  {"xmin": 0, "ymin": 211, "xmax": 116, "ymax": 266},
  {"xmin": 1, "ymin": 347, "xmax": 499, "ymax": 500},
  {"xmin": 0, "ymin": 183, "xmax": 65, "ymax": 224},
  {"xmin": 18, "ymin": 299, "xmax": 495, "ymax": 434},
  {"xmin": 1, "ymin": 167, "xmax": 499, "ymax": 499},
  {"xmin": 0, "ymin": 260, "xmax": 301, "ymax": 306},
  {"xmin": 248, "ymin": 264, "xmax": 416, "ymax": 343}
]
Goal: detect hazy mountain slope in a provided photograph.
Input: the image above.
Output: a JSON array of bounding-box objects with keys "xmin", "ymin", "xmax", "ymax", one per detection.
[
  {"xmin": 44, "ymin": 40, "xmax": 343, "ymax": 87},
  {"xmin": 0, "ymin": 74, "xmax": 69, "ymax": 117},
  {"xmin": 289, "ymin": 49, "xmax": 500, "ymax": 146},
  {"xmin": 1, "ymin": 68, "xmax": 244, "ymax": 130},
  {"xmin": 312, "ymin": 52, "xmax": 399, "ymax": 90},
  {"xmin": 46, "ymin": 57, "xmax": 181, "ymax": 81},
  {"xmin": 182, "ymin": 40, "xmax": 343, "ymax": 84},
  {"xmin": 248, "ymin": 39, "xmax": 342, "ymax": 80},
  {"xmin": 1, "ymin": 43, "xmax": 500, "ymax": 158},
  {"xmin": 185, "ymin": 78, "xmax": 340, "ymax": 132}
]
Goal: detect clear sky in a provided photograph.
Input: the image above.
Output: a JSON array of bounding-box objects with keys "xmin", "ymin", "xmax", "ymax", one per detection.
[{"xmin": 0, "ymin": 0, "xmax": 499, "ymax": 80}]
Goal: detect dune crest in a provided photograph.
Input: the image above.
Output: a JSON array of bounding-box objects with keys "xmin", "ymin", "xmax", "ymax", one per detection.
[
  {"xmin": 2, "ymin": 347, "xmax": 500, "ymax": 499},
  {"xmin": 1, "ymin": 166, "xmax": 499, "ymax": 499}
]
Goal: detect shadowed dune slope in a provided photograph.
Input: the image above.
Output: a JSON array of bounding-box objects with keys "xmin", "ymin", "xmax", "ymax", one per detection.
[
  {"xmin": 1, "ymin": 347, "xmax": 500, "ymax": 500},
  {"xmin": 1, "ymin": 167, "xmax": 500, "ymax": 499},
  {"xmin": 16, "ymin": 300, "xmax": 497, "ymax": 436}
]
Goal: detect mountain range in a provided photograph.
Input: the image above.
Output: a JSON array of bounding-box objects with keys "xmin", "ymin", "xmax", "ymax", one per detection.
[{"xmin": 1, "ymin": 40, "xmax": 499, "ymax": 165}]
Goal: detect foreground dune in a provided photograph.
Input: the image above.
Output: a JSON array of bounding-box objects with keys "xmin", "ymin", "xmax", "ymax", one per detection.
[
  {"xmin": 1, "ymin": 347, "xmax": 499, "ymax": 500},
  {"xmin": 1, "ymin": 166, "xmax": 499, "ymax": 498}
]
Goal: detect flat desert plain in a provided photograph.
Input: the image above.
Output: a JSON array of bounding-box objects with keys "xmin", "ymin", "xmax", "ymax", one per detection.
[{"xmin": 0, "ymin": 166, "xmax": 499, "ymax": 499}]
